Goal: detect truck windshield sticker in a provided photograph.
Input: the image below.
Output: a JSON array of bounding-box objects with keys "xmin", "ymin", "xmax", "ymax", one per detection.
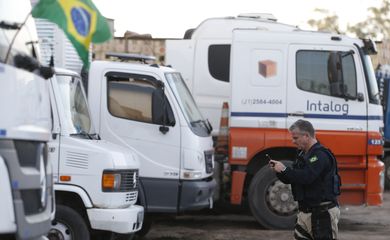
[{"xmin": 306, "ymin": 100, "xmax": 349, "ymax": 115}]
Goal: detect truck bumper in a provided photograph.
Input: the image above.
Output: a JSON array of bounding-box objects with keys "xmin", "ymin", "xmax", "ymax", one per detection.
[
  {"xmin": 87, "ymin": 205, "xmax": 144, "ymax": 234},
  {"xmin": 179, "ymin": 178, "xmax": 217, "ymax": 211}
]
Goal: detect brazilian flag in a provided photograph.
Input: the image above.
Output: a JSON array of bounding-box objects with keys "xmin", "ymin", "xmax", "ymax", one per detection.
[{"xmin": 32, "ymin": 0, "xmax": 112, "ymax": 67}]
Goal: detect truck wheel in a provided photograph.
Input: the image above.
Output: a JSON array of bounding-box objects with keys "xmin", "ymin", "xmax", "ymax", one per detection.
[
  {"xmin": 384, "ymin": 156, "xmax": 390, "ymax": 190},
  {"xmin": 47, "ymin": 204, "xmax": 90, "ymax": 240},
  {"xmin": 248, "ymin": 161, "xmax": 297, "ymax": 229}
]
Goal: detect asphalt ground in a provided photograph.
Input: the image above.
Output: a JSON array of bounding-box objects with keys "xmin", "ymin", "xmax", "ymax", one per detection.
[{"xmin": 142, "ymin": 191, "xmax": 390, "ymax": 240}]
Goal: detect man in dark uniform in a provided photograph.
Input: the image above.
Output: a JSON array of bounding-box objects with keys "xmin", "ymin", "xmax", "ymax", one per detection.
[{"xmin": 269, "ymin": 119, "xmax": 341, "ymax": 240}]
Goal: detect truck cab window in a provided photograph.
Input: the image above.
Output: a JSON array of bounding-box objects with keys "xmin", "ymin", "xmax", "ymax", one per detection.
[
  {"xmin": 107, "ymin": 75, "xmax": 174, "ymax": 125},
  {"xmin": 56, "ymin": 75, "xmax": 93, "ymax": 134},
  {"xmin": 208, "ymin": 44, "xmax": 231, "ymax": 82},
  {"xmin": 296, "ymin": 50, "xmax": 357, "ymax": 98}
]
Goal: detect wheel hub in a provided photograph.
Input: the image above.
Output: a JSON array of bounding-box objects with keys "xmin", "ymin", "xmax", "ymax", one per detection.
[
  {"xmin": 267, "ymin": 180, "xmax": 298, "ymax": 216},
  {"xmin": 47, "ymin": 221, "xmax": 72, "ymax": 240}
]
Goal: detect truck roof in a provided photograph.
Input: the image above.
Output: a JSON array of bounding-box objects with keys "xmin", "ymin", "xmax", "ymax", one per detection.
[
  {"xmin": 188, "ymin": 14, "xmax": 299, "ymax": 39},
  {"xmin": 90, "ymin": 60, "xmax": 178, "ymax": 74},
  {"xmin": 186, "ymin": 13, "xmax": 360, "ymax": 45}
]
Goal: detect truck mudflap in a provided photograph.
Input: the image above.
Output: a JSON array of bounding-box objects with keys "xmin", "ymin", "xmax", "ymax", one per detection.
[
  {"xmin": 87, "ymin": 205, "xmax": 144, "ymax": 234},
  {"xmin": 179, "ymin": 178, "xmax": 217, "ymax": 211}
]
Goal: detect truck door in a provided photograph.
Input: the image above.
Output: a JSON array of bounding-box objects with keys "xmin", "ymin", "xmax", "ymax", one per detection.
[
  {"xmin": 286, "ymin": 44, "xmax": 368, "ymax": 167},
  {"xmin": 103, "ymin": 71, "xmax": 181, "ymax": 212},
  {"xmin": 230, "ymin": 30, "xmax": 288, "ymax": 130}
]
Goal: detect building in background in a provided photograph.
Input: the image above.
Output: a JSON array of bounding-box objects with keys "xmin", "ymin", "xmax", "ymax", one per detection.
[{"xmin": 93, "ymin": 34, "xmax": 168, "ymax": 65}]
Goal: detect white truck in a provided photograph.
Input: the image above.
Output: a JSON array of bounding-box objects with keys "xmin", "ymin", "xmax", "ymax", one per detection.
[
  {"xmin": 35, "ymin": 16, "xmax": 215, "ymax": 235},
  {"xmin": 166, "ymin": 14, "xmax": 384, "ymax": 229},
  {"xmin": 46, "ymin": 67, "xmax": 144, "ymax": 240},
  {"xmin": 88, "ymin": 55, "xmax": 216, "ymax": 234},
  {"xmin": 0, "ymin": 0, "xmax": 55, "ymax": 239}
]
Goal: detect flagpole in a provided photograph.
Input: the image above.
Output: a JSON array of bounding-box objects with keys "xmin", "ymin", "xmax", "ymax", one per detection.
[{"xmin": 4, "ymin": 10, "xmax": 33, "ymax": 64}]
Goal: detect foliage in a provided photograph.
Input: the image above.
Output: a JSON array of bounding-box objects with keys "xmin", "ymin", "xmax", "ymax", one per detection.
[
  {"xmin": 307, "ymin": 8, "xmax": 343, "ymax": 34},
  {"xmin": 307, "ymin": 0, "xmax": 390, "ymax": 40},
  {"xmin": 347, "ymin": 0, "xmax": 390, "ymax": 39}
]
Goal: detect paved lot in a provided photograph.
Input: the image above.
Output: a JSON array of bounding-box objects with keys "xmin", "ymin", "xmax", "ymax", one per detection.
[{"xmin": 142, "ymin": 191, "xmax": 390, "ymax": 240}]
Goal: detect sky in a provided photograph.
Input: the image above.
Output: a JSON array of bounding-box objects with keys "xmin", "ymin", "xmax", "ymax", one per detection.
[{"xmin": 94, "ymin": 0, "xmax": 383, "ymax": 38}]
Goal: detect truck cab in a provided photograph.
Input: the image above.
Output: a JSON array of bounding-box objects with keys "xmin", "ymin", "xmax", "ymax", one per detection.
[
  {"xmin": 166, "ymin": 14, "xmax": 384, "ymax": 229},
  {"xmin": 88, "ymin": 56, "xmax": 216, "ymax": 232},
  {"xmin": 0, "ymin": 0, "xmax": 54, "ymax": 239},
  {"xmin": 47, "ymin": 68, "xmax": 143, "ymax": 239}
]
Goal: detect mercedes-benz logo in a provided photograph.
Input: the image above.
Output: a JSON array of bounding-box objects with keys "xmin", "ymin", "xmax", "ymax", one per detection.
[{"xmin": 39, "ymin": 147, "xmax": 47, "ymax": 208}]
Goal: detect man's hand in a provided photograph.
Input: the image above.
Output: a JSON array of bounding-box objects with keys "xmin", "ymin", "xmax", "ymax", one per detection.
[{"xmin": 269, "ymin": 160, "xmax": 287, "ymax": 173}]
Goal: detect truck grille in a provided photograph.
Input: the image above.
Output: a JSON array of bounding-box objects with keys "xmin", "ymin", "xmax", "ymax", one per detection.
[
  {"xmin": 14, "ymin": 140, "xmax": 46, "ymax": 169},
  {"xmin": 204, "ymin": 150, "xmax": 214, "ymax": 174},
  {"xmin": 126, "ymin": 191, "xmax": 138, "ymax": 202},
  {"xmin": 2, "ymin": 140, "xmax": 52, "ymax": 216},
  {"xmin": 119, "ymin": 169, "xmax": 139, "ymax": 192}
]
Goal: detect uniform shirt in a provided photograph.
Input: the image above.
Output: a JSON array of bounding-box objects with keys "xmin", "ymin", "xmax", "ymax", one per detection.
[{"xmin": 276, "ymin": 142, "xmax": 337, "ymax": 207}]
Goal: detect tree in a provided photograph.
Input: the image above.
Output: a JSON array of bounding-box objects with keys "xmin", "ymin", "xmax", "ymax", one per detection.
[
  {"xmin": 347, "ymin": 0, "xmax": 390, "ymax": 39},
  {"xmin": 307, "ymin": 0, "xmax": 390, "ymax": 40},
  {"xmin": 307, "ymin": 8, "xmax": 343, "ymax": 34}
]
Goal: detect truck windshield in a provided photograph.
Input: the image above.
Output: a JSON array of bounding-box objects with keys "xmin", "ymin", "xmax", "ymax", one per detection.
[
  {"xmin": 362, "ymin": 53, "xmax": 380, "ymax": 105},
  {"xmin": 165, "ymin": 72, "xmax": 211, "ymax": 136},
  {"xmin": 56, "ymin": 74, "xmax": 95, "ymax": 135}
]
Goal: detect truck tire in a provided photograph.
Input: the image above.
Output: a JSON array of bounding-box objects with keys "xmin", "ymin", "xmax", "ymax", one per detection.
[
  {"xmin": 47, "ymin": 204, "xmax": 90, "ymax": 240},
  {"xmin": 248, "ymin": 161, "xmax": 297, "ymax": 229},
  {"xmin": 384, "ymin": 156, "xmax": 390, "ymax": 190}
]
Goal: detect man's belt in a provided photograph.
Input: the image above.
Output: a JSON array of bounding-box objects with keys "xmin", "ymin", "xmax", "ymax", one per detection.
[{"xmin": 299, "ymin": 202, "xmax": 337, "ymax": 213}]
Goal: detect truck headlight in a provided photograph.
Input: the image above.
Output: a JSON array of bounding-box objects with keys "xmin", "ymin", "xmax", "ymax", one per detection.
[
  {"xmin": 182, "ymin": 170, "xmax": 202, "ymax": 179},
  {"xmin": 102, "ymin": 170, "xmax": 122, "ymax": 192}
]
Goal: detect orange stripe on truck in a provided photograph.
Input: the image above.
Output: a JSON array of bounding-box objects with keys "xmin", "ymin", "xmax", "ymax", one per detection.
[{"xmin": 229, "ymin": 127, "xmax": 384, "ymax": 206}]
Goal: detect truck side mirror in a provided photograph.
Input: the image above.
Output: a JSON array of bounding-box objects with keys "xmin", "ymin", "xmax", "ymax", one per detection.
[
  {"xmin": 39, "ymin": 66, "xmax": 54, "ymax": 79},
  {"xmin": 357, "ymin": 92, "xmax": 364, "ymax": 102},
  {"xmin": 328, "ymin": 51, "xmax": 344, "ymax": 97},
  {"xmin": 152, "ymin": 86, "xmax": 175, "ymax": 129}
]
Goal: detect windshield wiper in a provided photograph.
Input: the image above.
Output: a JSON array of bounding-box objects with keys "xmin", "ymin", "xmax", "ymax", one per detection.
[
  {"xmin": 191, "ymin": 119, "xmax": 213, "ymax": 134},
  {"xmin": 205, "ymin": 119, "xmax": 213, "ymax": 134},
  {"xmin": 71, "ymin": 130, "xmax": 93, "ymax": 140},
  {"xmin": 89, "ymin": 133, "xmax": 101, "ymax": 140}
]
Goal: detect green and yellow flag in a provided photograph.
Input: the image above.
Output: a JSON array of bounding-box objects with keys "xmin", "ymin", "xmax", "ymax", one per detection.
[{"xmin": 32, "ymin": 0, "xmax": 111, "ymax": 67}]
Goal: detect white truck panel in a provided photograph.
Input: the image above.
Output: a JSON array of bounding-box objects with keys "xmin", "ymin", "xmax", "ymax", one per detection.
[{"xmin": 0, "ymin": 63, "xmax": 51, "ymax": 141}]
